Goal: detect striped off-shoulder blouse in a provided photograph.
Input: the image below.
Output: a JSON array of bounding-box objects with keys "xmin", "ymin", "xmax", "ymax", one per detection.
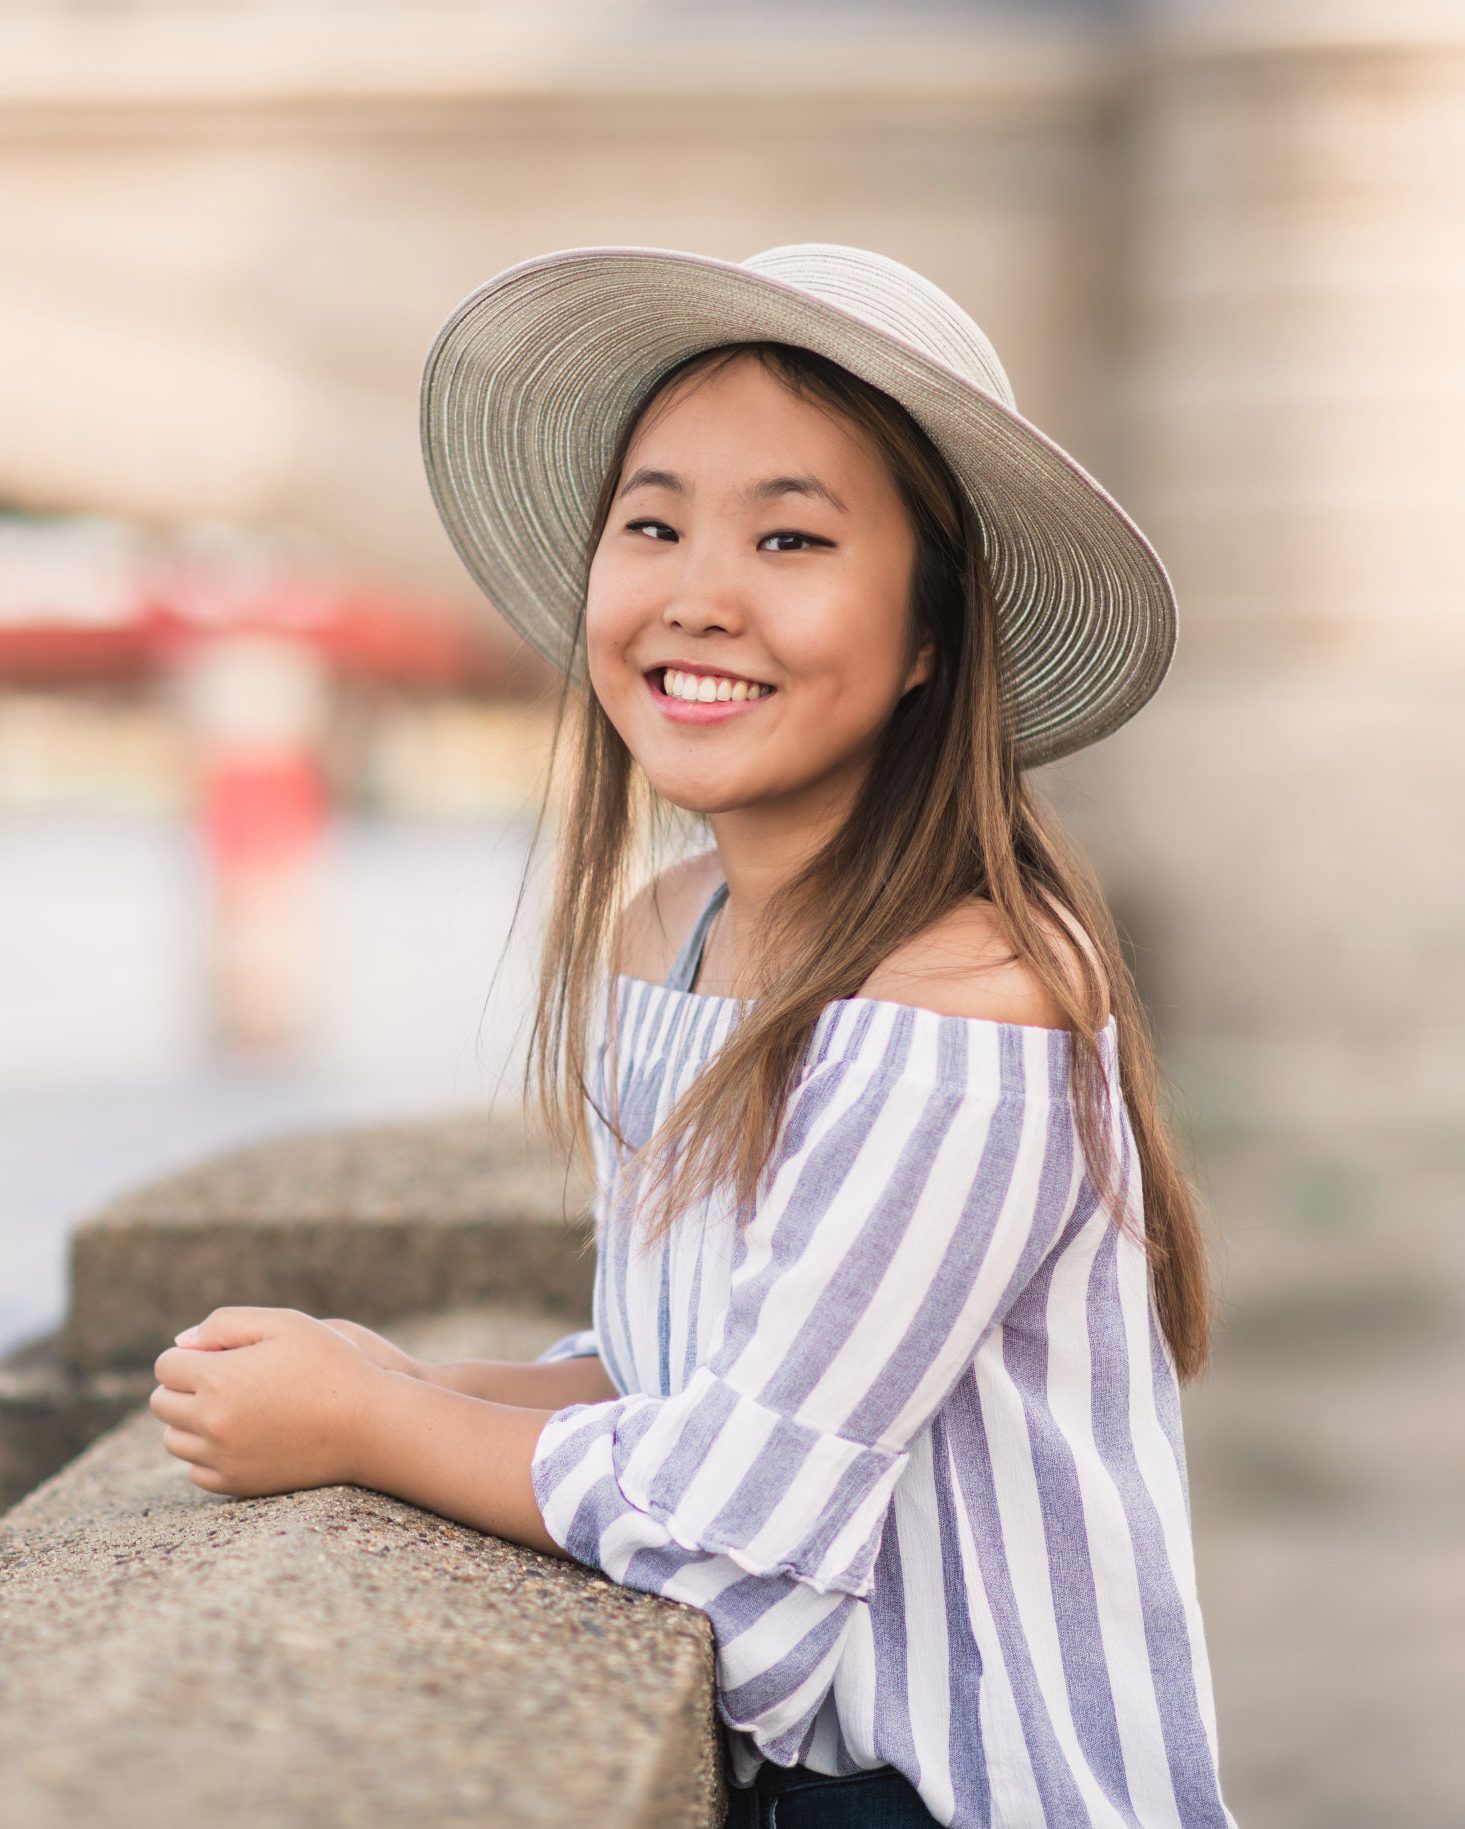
[{"xmin": 531, "ymin": 887, "xmax": 1232, "ymax": 1828}]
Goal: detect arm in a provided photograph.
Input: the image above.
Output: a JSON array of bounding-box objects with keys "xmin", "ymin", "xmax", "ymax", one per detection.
[
  {"xmin": 425, "ymin": 1357, "xmax": 619, "ymax": 1406},
  {"xmin": 149, "ymin": 1308, "xmax": 610, "ymax": 1558},
  {"xmin": 349, "ymin": 1370, "xmax": 561, "ymax": 1552},
  {"xmin": 319, "ymin": 1317, "xmax": 618, "ymax": 1407}
]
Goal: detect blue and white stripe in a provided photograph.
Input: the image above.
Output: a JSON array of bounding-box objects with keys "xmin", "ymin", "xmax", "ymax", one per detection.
[{"xmin": 531, "ymin": 971, "xmax": 1232, "ymax": 1828}]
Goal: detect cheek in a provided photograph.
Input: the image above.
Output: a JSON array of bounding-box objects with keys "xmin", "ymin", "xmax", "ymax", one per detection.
[
  {"xmin": 853, "ymin": 561, "xmax": 922, "ymax": 705},
  {"xmin": 583, "ymin": 559, "xmax": 640, "ymax": 691},
  {"xmin": 784, "ymin": 570, "xmax": 916, "ymax": 713}
]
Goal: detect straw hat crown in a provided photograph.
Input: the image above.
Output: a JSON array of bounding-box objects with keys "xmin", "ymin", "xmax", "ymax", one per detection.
[{"xmin": 743, "ymin": 244, "xmax": 1018, "ymax": 411}]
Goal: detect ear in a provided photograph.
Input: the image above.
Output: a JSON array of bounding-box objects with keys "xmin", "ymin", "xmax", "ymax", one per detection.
[{"xmin": 902, "ymin": 634, "xmax": 936, "ymax": 695}]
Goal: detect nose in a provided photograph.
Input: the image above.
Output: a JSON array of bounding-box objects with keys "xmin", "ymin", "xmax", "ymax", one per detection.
[{"xmin": 661, "ymin": 541, "xmax": 748, "ymax": 639}]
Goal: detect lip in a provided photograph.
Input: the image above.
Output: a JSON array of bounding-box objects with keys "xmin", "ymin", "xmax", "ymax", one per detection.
[{"xmin": 645, "ymin": 662, "xmax": 776, "ymax": 725}]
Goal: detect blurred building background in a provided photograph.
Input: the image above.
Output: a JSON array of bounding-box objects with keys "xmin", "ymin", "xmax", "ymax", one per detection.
[{"xmin": 0, "ymin": 0, "xmax": 1461, "ymax": 1822}]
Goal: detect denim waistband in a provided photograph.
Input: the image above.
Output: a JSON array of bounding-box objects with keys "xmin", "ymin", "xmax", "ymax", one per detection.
[{"xmin": 725, "ymin": 1759, "xmax": 939, "ymax": 1828}]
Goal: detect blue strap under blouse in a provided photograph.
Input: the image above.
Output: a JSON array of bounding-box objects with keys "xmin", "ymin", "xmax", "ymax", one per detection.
[{"xmin": 665, "ymin": 881, "xmax": 730, "ymax": 992}]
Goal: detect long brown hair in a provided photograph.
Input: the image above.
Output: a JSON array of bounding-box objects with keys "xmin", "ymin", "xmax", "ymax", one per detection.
[{"xmin": 531, "ymin": 342, "xmax": 1210, "ymax": 1380}]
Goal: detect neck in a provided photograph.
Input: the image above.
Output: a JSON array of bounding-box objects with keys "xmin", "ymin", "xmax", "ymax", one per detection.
[{"xmin": 704, "ymin": 771, "xmax": 861, "ymax": 986}]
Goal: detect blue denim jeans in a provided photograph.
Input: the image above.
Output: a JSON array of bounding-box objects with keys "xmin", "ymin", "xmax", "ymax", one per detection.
[{"xmin": 724, "ymin": 1761, "xmax": 939, "ymax": 1828}]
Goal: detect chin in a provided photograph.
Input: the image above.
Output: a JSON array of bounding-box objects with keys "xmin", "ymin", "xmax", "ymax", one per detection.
[
  {"xmin": 652, "ymin": 784, "xmax": 748, "ymax": 818},
  {"xmin": 642, "ymin": 766, "xmax": 763, "ymax": 817}
]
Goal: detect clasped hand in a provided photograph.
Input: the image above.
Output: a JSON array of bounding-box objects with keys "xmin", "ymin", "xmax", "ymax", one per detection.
[{"xmin": 150, "ymin": 1308, "xmax": 412, "ymax": 1497}]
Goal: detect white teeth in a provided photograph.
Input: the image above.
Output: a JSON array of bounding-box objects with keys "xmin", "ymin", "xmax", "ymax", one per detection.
[{"xmin": 662, "ymin": 669, "xmax": 770, "ymax": 703}]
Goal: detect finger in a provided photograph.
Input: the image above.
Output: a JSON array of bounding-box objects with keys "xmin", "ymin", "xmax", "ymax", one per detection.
[
  {"xmin": 190, "ymin": 1307, "xmax": 294, "ymax": 1352},
  {"xmin": 320, "ymin": 1319, "xmax": 366, "ymax": 1343},
  {"xmin": 322, "ymin": 1319, "xmax": 395, "ymax": 1358},
  {"xmin": 149, "ymin": 1384, "xmax": 197, "ymax": 1427},
  {"xmin": 153, "ymin": 1346, "xmax": 204, "ymax": 1392},
  {"xmin": 160, "ymin": 1424, "xmax": 214, "ymax": 1466},
  {"xmin": 189, "ymin": 1465, "xmax": 232, "ymax": 1494}
]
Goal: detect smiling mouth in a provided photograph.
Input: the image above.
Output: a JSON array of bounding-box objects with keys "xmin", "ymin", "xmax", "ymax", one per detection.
[{"xmin": 654, "ymin": 666, "xmax": 774, "ymax": 704}]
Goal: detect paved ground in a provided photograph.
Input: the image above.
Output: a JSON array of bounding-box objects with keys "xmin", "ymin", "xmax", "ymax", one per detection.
[{"xmin": 1182, "ymin": 1126, "xmax": 1465, "ymax": 1828}]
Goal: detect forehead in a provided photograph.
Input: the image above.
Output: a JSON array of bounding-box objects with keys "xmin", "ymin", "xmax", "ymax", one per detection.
[{"xmin": 626, "ymin": 354, "xmax": 889, "ymax": 482}]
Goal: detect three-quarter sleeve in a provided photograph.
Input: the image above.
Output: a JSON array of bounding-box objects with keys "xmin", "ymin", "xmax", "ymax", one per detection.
[{"xmin": 531, "ymin": 1019, "xmax": 1090, "ymax": 1762}]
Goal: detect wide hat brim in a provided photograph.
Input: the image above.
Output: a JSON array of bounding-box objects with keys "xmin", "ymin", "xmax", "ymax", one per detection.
[{"xmin": 420, "ymin": 246, "xmax": 1175, "ymax": 767}]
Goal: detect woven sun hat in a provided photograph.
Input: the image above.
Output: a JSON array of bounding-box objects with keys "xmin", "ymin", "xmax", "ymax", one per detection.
[{"xmin": 420, "ymin": 243, "xmax": 1176, "ymax": 766}]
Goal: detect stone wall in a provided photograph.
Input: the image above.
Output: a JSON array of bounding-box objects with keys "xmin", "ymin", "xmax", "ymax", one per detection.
[
  {"xmin": 0, "ymin": 1309, "xmax": 723, "ymax": 1829},
  {"xmin": 0, "ymin": 1116, "xmax": 724, "ymax": 1827},
  {"xmin": 0, "ymin": 1113, "xmax": 591, "ymax": 1508}
]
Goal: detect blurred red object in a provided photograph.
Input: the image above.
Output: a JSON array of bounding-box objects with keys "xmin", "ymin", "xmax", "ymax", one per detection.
[
  {"xmin": 201, "ymin": 756, "xmax": 327, "ymax": 869},
  {"xmin": 0, "ymin": 515, "xmax": 517, "ymax": 693}
]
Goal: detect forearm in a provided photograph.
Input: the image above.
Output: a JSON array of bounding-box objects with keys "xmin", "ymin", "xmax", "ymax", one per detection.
[
  {"xmin": 417, "ymin": 1354, "xmax": 618, "ymax": 1408},
  {"xmin": 349, "ymin": 1371, "xmax": 566, "ymax": 1557}
]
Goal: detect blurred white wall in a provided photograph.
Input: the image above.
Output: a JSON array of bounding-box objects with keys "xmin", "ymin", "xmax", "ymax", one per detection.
[
  {"xmin": 1047, "ymin": 0, "xmax": 1465, "ymax": 1131},
  {"xmin": 0, "ymin": 1, "xmax": 1114, "ymax": 588}
]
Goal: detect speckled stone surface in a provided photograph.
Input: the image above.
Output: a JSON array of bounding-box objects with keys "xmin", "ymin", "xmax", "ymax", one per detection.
[
  {"xmin": 0, "ymin": 1308, "xmax": 725, "ymax": 1829},
  {"xmin": 67, "ymin": 1115, "xmax": 596, "ymax": 1371}
]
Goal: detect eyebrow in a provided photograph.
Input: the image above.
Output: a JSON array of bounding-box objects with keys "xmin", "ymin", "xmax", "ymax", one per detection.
[
  {"xmin": 746, "ymin": 474, "xmax": 848, "ymax": 512},
  {"xmin": 616, "ymin": 467, "xmax": 848, "ymax": 512},
  {"xmin": 618, "ymin": 467, "xmax": 685, "ymax": 498}
]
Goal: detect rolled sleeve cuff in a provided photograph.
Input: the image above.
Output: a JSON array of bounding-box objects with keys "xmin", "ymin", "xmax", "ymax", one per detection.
[{"xmin": 531, "ymin": 1365, "xmax": 905, "ymax": 1597}]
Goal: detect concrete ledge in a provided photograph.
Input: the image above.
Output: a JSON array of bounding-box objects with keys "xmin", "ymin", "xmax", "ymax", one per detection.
[
  {"xmin": 67, "ymin": 1115, "xmax": 595, "ymax": 1372},
  {"xmin": 0, "ymin": 1332, "xmax": 152, "ymax": 1514},
  {"xmin": 0, "ymin": 1308, "xmax": 725, "ymax": 1829}
]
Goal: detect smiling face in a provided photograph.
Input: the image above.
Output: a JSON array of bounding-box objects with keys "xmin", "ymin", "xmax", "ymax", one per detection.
[{"xmin": 584, "ymin": 353, "xmax": 931, "ymax": 831}]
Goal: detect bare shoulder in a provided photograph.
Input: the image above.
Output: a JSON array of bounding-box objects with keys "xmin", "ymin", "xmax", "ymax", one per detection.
[
  {"xmin": 857, "ymin": 899, "xmax": 1105, "ymax": 1030},
  {"xmin": 616, "ymin": 850, "xmax": 725, "ymax": 984}
]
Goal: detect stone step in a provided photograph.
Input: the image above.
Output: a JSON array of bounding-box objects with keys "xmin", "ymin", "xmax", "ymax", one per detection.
[
  {"xmin": 3, "ymin": 1112, "xmax": 594, "ymax": 1514},
  {"xmin": 65, "ymin": 1113, "xmax": 595, "ymax": 1373},
  {"xmin": 0, "ymin": 1306, "xmax": 723, "ymax": 1829},
  {"xmin": 0, "ymin": 1332, "xmax": 152, "ymax": 1514}
]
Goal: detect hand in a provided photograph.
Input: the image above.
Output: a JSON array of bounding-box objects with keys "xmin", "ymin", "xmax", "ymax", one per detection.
[
  {"xmin": 151, "ymin": 1307, "xmax": 385, "ymax": 1498},
  {"xmin": 318, "ymin": 1317, "xmax": 424, "ymax": 1381}
]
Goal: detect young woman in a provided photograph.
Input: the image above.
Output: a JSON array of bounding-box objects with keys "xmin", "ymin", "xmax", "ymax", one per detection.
[{"xmin": 152, "ymin": 246, "xmax": 1232, "ymax": 1828}]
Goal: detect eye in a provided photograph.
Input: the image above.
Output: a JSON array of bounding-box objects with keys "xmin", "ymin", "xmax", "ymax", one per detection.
[
  {"xmin": 626, "ymin": 518, "xmax": 678, "ymax": 543},
  {"xmin": 757, "ymin": 530, "xmax": 833, "ymax": 553}
]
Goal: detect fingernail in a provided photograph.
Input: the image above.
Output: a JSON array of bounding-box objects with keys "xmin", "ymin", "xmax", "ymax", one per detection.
[{"xmin": 175, "ymin": 1326, "xmax": 200, "ymax": 1347}]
